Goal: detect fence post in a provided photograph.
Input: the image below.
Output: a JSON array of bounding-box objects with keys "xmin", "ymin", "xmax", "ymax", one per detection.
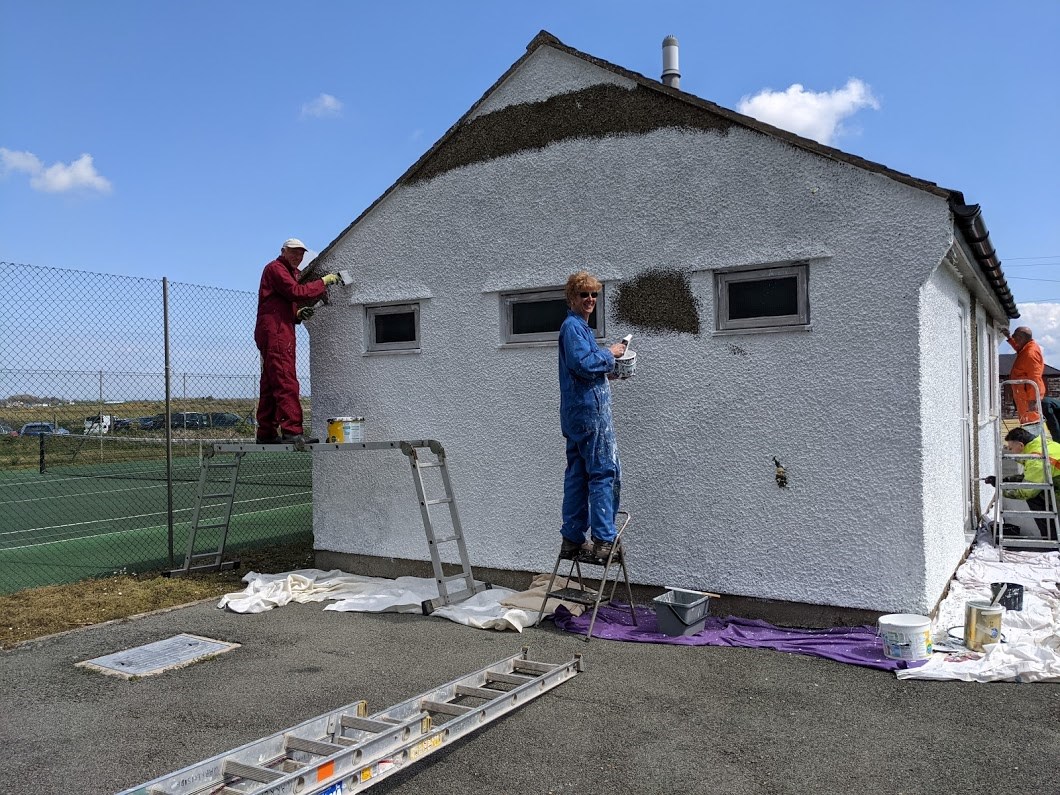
[{"xmin": 164, "ymin": 277, "xmax": 175, "ymax": 565}]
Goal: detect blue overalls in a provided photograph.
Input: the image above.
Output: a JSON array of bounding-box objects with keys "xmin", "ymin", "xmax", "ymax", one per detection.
[{"xmin": 558, "ymin": 310, "xmax": 622, "ymax": 544}]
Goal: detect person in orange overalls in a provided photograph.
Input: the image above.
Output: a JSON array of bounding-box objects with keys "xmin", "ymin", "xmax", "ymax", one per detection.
[
  {"xmin": 254, "ymin": 239, "xmax": 340, "ymax": 446},
  {"xmin": 1006, "ymin": 326, "xmax": 1046, "ymax": 428}
]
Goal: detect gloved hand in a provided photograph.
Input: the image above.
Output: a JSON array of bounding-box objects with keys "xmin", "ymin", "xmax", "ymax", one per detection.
[
  {"xmin": 322, "ymin": 273, "xmax": 340, "ymax": 286},
  {"xmin": 983, "ymin": 475, "xmax": 996, "ymax": 487},
  {"xmin": 296, "ymin": 306, "xmax": 314, "ymax": 323}
]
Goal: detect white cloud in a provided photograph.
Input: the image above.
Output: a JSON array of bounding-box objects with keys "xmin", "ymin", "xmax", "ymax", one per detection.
[
  {"xmin": 0, "ymin": 147, "xmax": 112, "ymax": 194},
  {"xmin": 1014, "ymin": 302, "xmax": 1060, "ymax": 368},
  {"xmin": 737, "ymin": 78, "xmax": 879, "ymax": 145},
  {"xmin": 301, "ymin": 93, "xmax": 343, "ymax": 119}
]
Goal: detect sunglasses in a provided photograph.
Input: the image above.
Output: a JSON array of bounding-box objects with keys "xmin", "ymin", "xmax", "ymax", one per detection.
[{"xmin": 579, "ymin": 291, "xmax": 599, "ymax": 298}]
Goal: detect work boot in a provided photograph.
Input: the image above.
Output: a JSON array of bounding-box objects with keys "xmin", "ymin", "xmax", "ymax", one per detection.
[
  {"xmin": 255, "ymin": 434, "xmax": 280, "ymax": 445},
  {"xmin": 591, "ymin": 538, "xmax": 620, "ymax": 561},
  {"xmin": 559, "ymin": 538, "xmax": 592, "ymax": 560},
  {"xmin": 279, "ymin": 432, "xmax": 319, "ymax": 451}
]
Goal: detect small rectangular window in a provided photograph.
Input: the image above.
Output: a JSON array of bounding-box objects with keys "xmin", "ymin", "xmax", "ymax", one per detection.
[
  {"xmin": 366, "ymin": 303, "xmax": 420, "ymax": 352},
  {"xmin": 715, "ymin": 264, "xmax": 808, "ymax": 331},
  {"xmin": 503, "ymin": 288, "xmax": 603, "ymax": 344}
]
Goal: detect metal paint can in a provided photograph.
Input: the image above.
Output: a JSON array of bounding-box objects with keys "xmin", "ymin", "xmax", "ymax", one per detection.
[
  {"xmin": 964, "ymin": 600, "xmax": 1004, "ymax": 652},
  {"xmin": 326, "ymin": 417, "xmax": 364, "ymax": 444}
]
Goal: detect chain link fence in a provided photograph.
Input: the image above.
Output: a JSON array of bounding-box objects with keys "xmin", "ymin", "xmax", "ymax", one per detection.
[{"xmin": 0, "ymin": 261, "xmax": 314, "ymax": 594}]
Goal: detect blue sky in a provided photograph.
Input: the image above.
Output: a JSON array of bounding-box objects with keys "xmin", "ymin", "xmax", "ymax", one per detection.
[{"xmin": 2, "ymin": 1, "xmax": 1058, "ymax": 357}]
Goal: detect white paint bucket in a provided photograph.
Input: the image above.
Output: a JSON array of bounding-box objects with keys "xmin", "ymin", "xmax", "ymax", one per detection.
[
  {"xmin": 613, "ymin": 350, "xmax": 637, "ymax": 379},
  {"xmin": 326, "ymin": 417, "xmax": 364, "ymax": 444},
  {"xmin": 877, "ymin": 613, "xmax": 933, "ymax": 661}
]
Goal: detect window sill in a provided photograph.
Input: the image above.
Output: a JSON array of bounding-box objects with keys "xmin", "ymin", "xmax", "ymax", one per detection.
[
  {"xmin": 498, "ymin": 341, "xmax": 559, "ymax": 350},
  {"xmin": 362, "ymin": 348, "xmax": 422, "ymax": 357},
  {"xmin": 711, "ymin": 324, "xmax": 812, "ymax": 337}
]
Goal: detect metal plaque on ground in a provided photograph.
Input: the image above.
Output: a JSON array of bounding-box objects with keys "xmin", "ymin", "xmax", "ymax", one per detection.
[{"xmin": 76, "ymin": 633, "xmax": 239, "ymax": 678}]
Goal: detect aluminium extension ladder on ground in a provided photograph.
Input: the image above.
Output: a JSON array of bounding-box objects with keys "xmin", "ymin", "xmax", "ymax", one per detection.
[
  {"xmin": 116, "ymin": 648, "xmax": 583, "ymax": 795},
  {"xmin": 169, "ymin": 438, "xmax": 490, "ymax": 613},
  {"xmin": 994, "ymin": 379, "xmax": 1060, "ymax": 553},
  {"xmin": 536, "ymin": 510, "xmax": 636, "ymax": 642}
]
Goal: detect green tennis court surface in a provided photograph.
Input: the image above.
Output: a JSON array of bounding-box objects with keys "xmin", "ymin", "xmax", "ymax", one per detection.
[{"xmin": 0, "ymin": 446, "xmax": 311, "ymax": 594}]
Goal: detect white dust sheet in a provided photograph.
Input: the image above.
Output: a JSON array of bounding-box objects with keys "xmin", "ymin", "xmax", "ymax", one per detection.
[
  {"xmin": 217, "ymin": 570, "xmax": 586, "ymax": 632},
  {"xmin": 896, "ymin": 546, "xmax": 1060, "ymax": 683}
]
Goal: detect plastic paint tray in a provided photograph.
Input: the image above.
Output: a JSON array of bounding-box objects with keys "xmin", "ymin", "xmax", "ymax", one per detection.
[{"xmin": 653, "ymin": 588, "xmax": 711, "ymax": 636}]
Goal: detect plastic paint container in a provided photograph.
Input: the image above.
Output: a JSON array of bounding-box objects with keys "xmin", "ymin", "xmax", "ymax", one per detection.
[
  {"xmin": 326, "ymin": 417, "xmax": 364, "ymax": 444},
  {"xmin": 877, "ymin": 614, "xmax": 933, "ymax": 661},
  {"xmin": 964, "ymin": 601, "xmax": 1004, "ymax": 652},
  {"xmin": 613, "ymin": 350, "xmax": 637, "ymax": 379}
]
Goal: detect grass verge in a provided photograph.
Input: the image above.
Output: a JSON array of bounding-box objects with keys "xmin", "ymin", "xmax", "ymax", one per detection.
[{"xmin": 0, "ymin": 537, "xmax": 315, "ymax": 650}]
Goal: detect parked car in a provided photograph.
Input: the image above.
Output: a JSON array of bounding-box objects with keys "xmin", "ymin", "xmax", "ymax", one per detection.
[
  {"xmin": 113, "ymin": 418, "xmax": 133, "ymax": 430},
  {"xmin": 136, "ymin": 416, "xmax": 163, "ymax": 430},
  {"xmin": 0, "ymin": 421, "xmax": 18, "ymax": 437},
  {"xmin": 19, "ymin": 422, "xmax": 70, "ymax": 436},
  {"xmin": 171, "ymin": 412, "xmax": 209, "ymax": 429},
  {"xmin": 208, "ymin": 412, "xmax": 244, "ymax": 427}
]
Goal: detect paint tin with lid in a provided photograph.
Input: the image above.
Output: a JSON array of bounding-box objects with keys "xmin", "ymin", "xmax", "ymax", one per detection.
[
  {"xmin": 964, "ymin": 600, "xmax": 1004, "ymax": 652},
  {"xmin": 326, "ymin": 417, "xmax": 364, "ymax": 444}
]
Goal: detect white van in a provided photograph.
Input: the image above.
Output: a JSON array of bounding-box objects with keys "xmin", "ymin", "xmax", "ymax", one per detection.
[{"xmin": 84, "ymin": 414, "xmax": 112, "ymax": 435}]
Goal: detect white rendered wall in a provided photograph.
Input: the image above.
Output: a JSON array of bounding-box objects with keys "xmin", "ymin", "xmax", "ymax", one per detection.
[
  {"xmin": 470, "ymin": 47, "xmax": 635, "ymax": 119},
  {"xmin": 918, "ymin": 263, "xmax": 977, "ymax": 608},
  {"xmin": 307, "ymin": 82, "xmax": 960, "ymax": 615}
]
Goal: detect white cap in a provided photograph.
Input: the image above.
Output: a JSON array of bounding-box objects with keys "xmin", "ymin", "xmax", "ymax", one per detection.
[{"xmin": 282, "ymin": 238, "xmax": 308, "ymax": 250}]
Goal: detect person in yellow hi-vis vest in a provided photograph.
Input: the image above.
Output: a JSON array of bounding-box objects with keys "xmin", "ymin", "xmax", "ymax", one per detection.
[{"xmin": 985, "ymin": 426, "xmax": 1060, "ymax": 541}]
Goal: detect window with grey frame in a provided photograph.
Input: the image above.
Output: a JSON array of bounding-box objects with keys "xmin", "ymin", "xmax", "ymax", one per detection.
[
  {"xmin": 503, "ymin": 287, "xmax": 604, "ymax": 343},
  {"xmin": 714, "ymin": 263, "xmax": 809, "ymax": 331},
  {"xmin": 366, "ymin": 302, "xmax": 420, "ymax": 351}
]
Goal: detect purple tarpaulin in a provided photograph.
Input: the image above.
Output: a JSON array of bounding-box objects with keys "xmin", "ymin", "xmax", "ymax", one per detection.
[{"xmin": 552, "ymin": 603, "xmax": 925, "ymax": 672}]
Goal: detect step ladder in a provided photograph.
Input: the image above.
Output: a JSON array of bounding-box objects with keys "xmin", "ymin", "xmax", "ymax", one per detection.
[
  {"xmin": 117, "ymin": 648, "xmax": 582, "ymax": 795},
  {"xmin": 536, "ymin": 511, "xmax": 636, "ymax": 642},
  {"xmin": 169, "ymin": 440, "xmax": 491, "ymax": 613},
  {"xmin": 168, "ymin": 449, "xmax": 245, "ymax": 575},
  {"xmin": 400, "ymin": 440, "xmax": 490, "ymax": 614},
  {"xmin": 994, "ymin": 379, "xmax": 1060, "ymax": 552}
]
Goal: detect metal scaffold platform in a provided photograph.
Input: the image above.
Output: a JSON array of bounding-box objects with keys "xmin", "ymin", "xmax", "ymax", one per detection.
[{"xmin": 169, "ymin": 438, "xmax": 490, "ymax": 613}]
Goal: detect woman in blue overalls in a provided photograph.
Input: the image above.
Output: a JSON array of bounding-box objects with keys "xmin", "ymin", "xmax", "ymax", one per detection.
[{"xmin": 557, "ymin": 271, "xmax": 628, "ymax": 560}]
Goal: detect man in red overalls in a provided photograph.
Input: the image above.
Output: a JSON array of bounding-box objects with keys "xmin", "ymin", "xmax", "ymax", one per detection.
[{"xmin": 254, "ymin": 239, "xmax": 339, "ymax": 446}]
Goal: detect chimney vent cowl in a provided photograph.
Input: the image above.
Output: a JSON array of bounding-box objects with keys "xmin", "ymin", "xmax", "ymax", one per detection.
[{"xmin": 662, "ymin": 35, "xmax": 680, "ymax": 89}]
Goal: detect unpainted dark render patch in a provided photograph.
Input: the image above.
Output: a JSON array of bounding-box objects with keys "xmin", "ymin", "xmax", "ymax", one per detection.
[
  {"xmin": 409, "ymin": 84, "xmax": 733, "ymax": 184},
  {"xmin": 613, "ymin": 269, "xmax": 700, "ymax": 335}
]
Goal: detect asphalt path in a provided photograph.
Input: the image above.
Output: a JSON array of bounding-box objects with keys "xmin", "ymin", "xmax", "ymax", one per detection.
[{"xmin": 1, "ymin": 599, "xmax": 1056, "ymax": 795}]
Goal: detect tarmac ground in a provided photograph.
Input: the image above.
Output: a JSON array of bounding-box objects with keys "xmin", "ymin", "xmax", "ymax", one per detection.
[{"xmin": 1, "ymin": 596, "xmax": 1057, "ymax": 795}]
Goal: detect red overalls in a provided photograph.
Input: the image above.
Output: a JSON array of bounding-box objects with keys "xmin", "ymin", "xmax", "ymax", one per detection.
[{"xmin": 253, "ymin": 255, "xmax": 326, "ymax": 439}]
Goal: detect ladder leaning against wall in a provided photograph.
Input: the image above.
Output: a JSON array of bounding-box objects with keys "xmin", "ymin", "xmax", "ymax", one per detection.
[{"xmin": 993, "ymin": 379, "xmax": 1060, "ymax": 552}]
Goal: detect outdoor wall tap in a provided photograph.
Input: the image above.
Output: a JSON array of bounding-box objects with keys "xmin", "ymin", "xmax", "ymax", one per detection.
[{"xmin": 773, "ymin": 457, "xmax": 788, "ymax": 488}]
